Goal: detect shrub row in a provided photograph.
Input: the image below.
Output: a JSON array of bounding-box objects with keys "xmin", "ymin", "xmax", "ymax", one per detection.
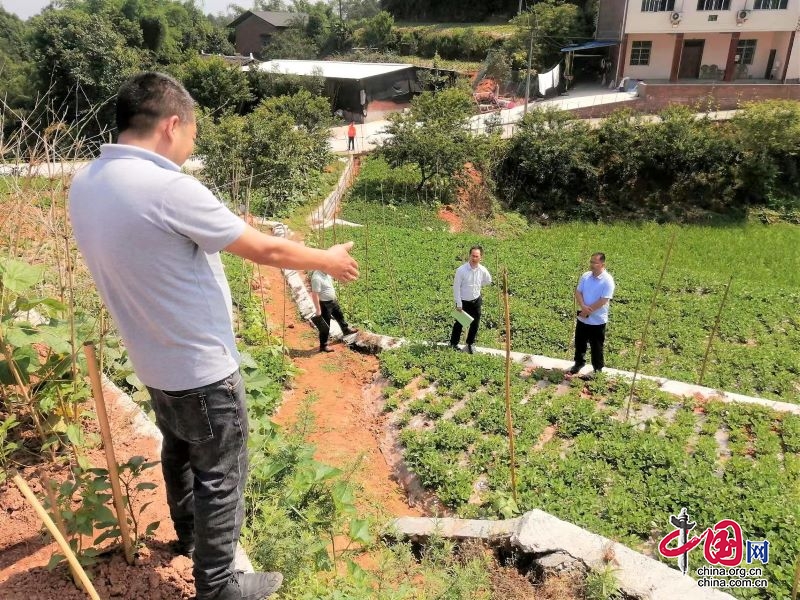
[
  {"xmin": 395, "ymin": 27, "xmax": 503, "ymax": 61},
  {"xmin": 495, "ymin": 101, "xmax": 800, "ymax": 222}
]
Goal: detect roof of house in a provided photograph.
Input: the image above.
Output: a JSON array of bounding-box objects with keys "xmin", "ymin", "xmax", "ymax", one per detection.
[
  {"xmin": 228, "ymin": 10, "xmax": 307, "ymax": 28},
  {"xmin": 255, "ymin": 60, "xmax": 415, "ymax": 80}
]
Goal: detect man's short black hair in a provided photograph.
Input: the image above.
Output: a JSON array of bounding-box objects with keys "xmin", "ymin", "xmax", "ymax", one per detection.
[
  {"xmin": 470, "ymin": 245, "xmax": 483, "ymax": 255},
  {"xmin": 116, "ymin": 72, "xmax": 195, "ymax": 135},
  {"xmin": 592, "ymin": 252, "xmax": 606, "ymax": 263}
]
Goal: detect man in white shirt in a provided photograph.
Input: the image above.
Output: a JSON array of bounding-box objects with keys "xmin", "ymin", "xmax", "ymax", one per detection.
[
  {"xmin": 568, "ymin": 252, "xmax": 615, "ymax": 377},
  {"xmin": 70, "ymin": 72, "xmax": 359, "ymax": 600},
  {"xmin": 450, "ymin": 245, "xmax": 492, "ymax": 354},
  {"xmin": 309, "ymin": 269, "xmax": 358, "ymax": 352}
]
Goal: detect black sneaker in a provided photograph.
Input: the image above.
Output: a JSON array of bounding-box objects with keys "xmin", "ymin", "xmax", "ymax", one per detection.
[
  {"xmin": 466, "ymin": 344, "xmax": 475, "ymax": 354},
  {"xmin": 567, "ymin": 363, "xmax": 584, "ymax": 375},
  {"xmin": 342, "ymin": 327, "xmax": 359, "ymax": 335},
  {"xmin": 320, "ymin": 346, "xmax": 334, "ymax": 353},
  {"xmin": 211, "ymin": 571, "xmax": 283, "ymax": 600},
  {"xmin": 449, "ymin": 344, "xmax": 459, "ymax": 351}
]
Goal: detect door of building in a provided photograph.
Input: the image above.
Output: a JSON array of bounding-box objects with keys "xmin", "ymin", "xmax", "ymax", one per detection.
[
  {"xmin": 679, "ymin": 40, "xmax": 705, "ymax": 79},
  {"xmin": 765, "ymin": 49, "xmax": 777, "ymax": 79}
]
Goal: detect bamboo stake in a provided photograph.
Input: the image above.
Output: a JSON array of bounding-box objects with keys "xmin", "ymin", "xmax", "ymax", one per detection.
[
  {"xmin": 624, "ymin": 232, "xmax": 676, "ymax": 422},
  {"xmin": 364, "ymin": 176, "xmax": 371, "ymax": 324},
  {"xmin": 698, "ymin": 275, "xmax": 733, "ymax": 387},
  {"xmin": 12, "ymin": 473, "xmax": 101, "ymax": 600},
  {"xmin": 502, "ymin": 269, "xmax": 519, "ymax": 504},
  {"xmin": 83, "ymin": 342, "xmax": 135, "ymax": 565},
  {"xmin": 42, "ymin": 473, "xmax": 83, "ymax": 589}
]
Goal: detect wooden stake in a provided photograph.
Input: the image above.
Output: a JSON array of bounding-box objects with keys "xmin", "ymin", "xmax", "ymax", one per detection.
[
  {"xmin": 698, "ymin": 276, "xmax": 733, "ymax": 387},
  {"xmin": 12, "ymin": 473, "xmax": 102, "ymax": 600},
  {"xmin": 42, "ymin": 473, "xmax": 83, "ymax": 589},
  {"xmin": 502, "ymin": 268, "xmax": 519, "ymax": 504},
  {"xmin": 624, "ymin": 232, "xmax": 676, "ymax": 422},
  {"xmin": 83, "ymin": 342, "xmax": 135, "ymax": 565}
]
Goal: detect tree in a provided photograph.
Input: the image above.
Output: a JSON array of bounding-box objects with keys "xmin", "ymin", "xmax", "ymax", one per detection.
[
  {"xmin": 29, "ymin": 8, "xmax": 145, "ymax": 129},
  {"xmin": 171, "ymin": 56, "xmax": 253, "ymax": 117},
  {"xmin": 0, "ymin": 6, "xmax": 35, "ymax": 137},
  {"xmin": 196, "ymin": 90, "xmax": 333, "ymax": 216},
  {"xmin": 246, "ymin": 68, "xmax": 325, "ymax": 109},
  {"xmin": 358, "ymin": 10, "xmax": 394, "ymax": 51},
  {"xmin": 341, "ymin": 0, "xmax": 381, "ymax": 20},
  {"xmin": 379, "ymin": 85, "xmax": 478, "ymax": 195},
  {"xmin": 261, "ymin": 23, "xmax": 319, "ymax": 59},
  {"xmin": 505, "ymin": 1, "xmax": 584, "ymax": 71},
  {"xmin": 483, "ymin": 49, "xmax": 511, "ymax": 88}
]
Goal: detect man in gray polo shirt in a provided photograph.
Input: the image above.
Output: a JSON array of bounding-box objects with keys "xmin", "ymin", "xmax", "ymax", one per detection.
[
  {"xmin": 568, "ymin": 252, "xmax": 615, "ymax": 378},
  {"xmin": 69, "ymin": 72, "xmax": 359, "ymax": 600}
]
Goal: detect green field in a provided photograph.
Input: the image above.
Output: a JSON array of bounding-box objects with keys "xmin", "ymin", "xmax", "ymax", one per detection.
[
  {"xmin": 379, "ymin": 345, "xmax": 800, "ymax": 599},
  {"xmin": 336, "ymin": 194, "xmax": 800, "ymax": 403}
]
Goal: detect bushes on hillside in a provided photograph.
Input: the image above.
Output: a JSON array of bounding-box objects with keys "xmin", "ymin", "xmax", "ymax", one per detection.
[
  {"xmin": 196, "ymin": 90, "xmax": 333, "ymax": 217},
  {"xmin": 495, "ymin": 101, "xmax": 800, "ymax": 222},
  {"xmin": 394, "ymin": 27, "xmax": 501, "ymax": 61}
]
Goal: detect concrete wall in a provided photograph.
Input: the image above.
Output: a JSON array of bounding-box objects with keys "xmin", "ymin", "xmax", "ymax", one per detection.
[
  {"xmin": 625, "ymin": 0, "xmax": 800, "ymax": 34},
  {"xmin": 625, "ymin": 34, "xmax": 677, "ymax": 78},
  {"xmin": 234, "ymin": 16, "xmax": 279, "ymax": 57},
  {"xmin": 621, "ymin": 31, "xmax": 792, "ymax": 79}
]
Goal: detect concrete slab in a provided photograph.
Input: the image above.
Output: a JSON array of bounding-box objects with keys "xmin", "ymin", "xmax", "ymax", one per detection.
[{"xmin": 512, "ymin": 510, "xmax": 735, "ymax": 600}]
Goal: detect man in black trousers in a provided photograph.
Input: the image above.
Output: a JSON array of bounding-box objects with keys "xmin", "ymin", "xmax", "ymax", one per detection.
[
  {"xmin": 568, "ymin": 252, "xmax": 615, "ymax": 378},
  {"xmin": 450, "ymin": 246, "xmax": 492, "ymax": 354}
]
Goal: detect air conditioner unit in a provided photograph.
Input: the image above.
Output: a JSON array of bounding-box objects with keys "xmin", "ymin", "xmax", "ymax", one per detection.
[
  {"xmin": 670, "ymin": 11, "xmax": 683, "ymax": 23},
  {"xmin": 736, "ymin": 9, "xmax": 750, "ymax": 22}
]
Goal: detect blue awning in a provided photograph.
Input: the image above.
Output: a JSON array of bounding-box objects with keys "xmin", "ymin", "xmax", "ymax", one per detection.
[{"xmin": 560, "ymin": 40, "xmax": 619, "ymax": 52}]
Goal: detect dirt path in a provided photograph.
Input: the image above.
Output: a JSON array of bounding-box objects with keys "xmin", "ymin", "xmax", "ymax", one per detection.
[{"xmin": 259, "ymin": 264, "xmax": 423, "ymax": 519}]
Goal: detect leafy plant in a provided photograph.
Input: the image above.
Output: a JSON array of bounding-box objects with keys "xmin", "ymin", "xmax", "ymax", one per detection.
[
  {"xmin": 44, "ymin": 457, "xmax": 160, "ymax": 570},
  {"xmin": 585, "ymin": 564, "xmax": 622, "ymax": 600}
]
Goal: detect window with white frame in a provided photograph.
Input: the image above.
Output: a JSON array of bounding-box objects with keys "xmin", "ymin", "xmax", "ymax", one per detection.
[
  {"xmin": 736, "ymin": 39, "xmax": 757, "ymax": 64},
  {"xmin": 697, "ymin": 0, "xmax": 730, "ymax": 9},
  {"xmin": 754, "ymin": 0, "xmax": 787, "ymax": 8},
  {"xmin": 630, "ymin": 41, "xmax": 652, "ymax": 66},
  {"xmin": 641, "ymin": 0, "xmax": 676, "ymax": 11}
]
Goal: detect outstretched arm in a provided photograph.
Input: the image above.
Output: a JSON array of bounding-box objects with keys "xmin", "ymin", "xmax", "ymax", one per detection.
[{"xmin": 225, "ymin": 225, "xmax": 359, "ymax": 282}]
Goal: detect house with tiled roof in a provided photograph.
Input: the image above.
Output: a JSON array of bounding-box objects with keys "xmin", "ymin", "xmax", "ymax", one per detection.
[{"xmin": 229, "ymin": 10, "xmax": 308, "ymax": 58}]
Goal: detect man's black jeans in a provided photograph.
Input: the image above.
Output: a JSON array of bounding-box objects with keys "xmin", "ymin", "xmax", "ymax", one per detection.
[
  {"xmin": 148, "ymin": 369, "xmax": 248, "ymax": 598},
  {"xmin": 450, "ymin": 296, "xmax": 482, "ymax": 347},
  {"xmin": 317, "ymin": 299, "xmax": 352, "ymax": 349},
  {"xmin": 573, "ymin": 319, "xmax": 606, "ymax": 371}
]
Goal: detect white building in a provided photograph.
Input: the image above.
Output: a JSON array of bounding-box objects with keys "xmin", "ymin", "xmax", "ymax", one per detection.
[{"xmin": 597, "ymin": 0, "xmax": 800, "ymax": 83}]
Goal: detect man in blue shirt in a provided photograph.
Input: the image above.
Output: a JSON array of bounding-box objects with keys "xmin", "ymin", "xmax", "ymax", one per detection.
[{"xmin": 568, "ymin": 253, "xmax": 615, "ymax": 377}]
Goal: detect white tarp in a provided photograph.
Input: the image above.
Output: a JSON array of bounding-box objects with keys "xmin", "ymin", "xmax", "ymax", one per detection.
[{"xmin": 255, "ymin": 59, "xmax": 413, "ymax": 80}]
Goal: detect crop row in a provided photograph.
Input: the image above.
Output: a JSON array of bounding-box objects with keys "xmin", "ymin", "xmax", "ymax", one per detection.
[{"xmin": 379, "ymin": 345, "xmax": 800, "ymax": 599}]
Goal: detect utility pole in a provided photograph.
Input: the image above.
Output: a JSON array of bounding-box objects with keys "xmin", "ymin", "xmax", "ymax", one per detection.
[
  {"xmin": 523, "ymin": 21, "xmax": 535, "ymax": 115},
  {"xmin": 338, "ymin": 0, "xmax": 342, "ymax": 20}
]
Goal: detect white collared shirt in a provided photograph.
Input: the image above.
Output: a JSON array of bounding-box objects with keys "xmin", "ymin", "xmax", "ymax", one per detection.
[{"xmin": 453, "ymin": 262, "xmax": 492, "ymax": 307}]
